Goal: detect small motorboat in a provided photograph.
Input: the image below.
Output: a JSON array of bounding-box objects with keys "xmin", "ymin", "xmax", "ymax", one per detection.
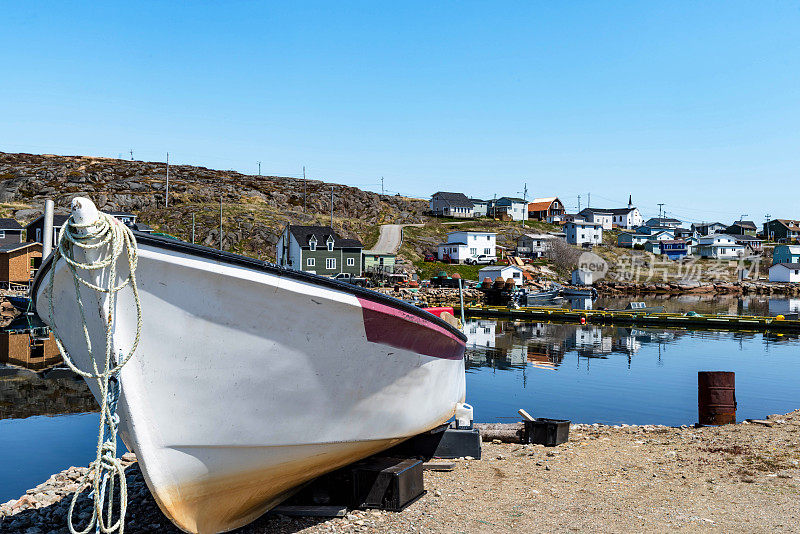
[
  {"xmin": 608, "ymin": 302, "xmax": 665, "ymax": 314},
  {"xmin": 514, "ymin": 284, "xmax": 564, "ymax": 307},
  {"xmin": 33, "ymin": 198, "xmax": 467, "ymax": 534}
]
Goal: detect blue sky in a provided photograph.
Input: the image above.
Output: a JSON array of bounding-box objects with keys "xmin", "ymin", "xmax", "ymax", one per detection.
[{"xmin": 1, "ymin": 2, "xmax": 798, "ymax": 224}]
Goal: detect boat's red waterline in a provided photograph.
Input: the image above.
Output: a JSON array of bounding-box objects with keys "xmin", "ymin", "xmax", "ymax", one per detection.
[{"xmin": 358, "ymin": 298, "xmax": 465, "ymax": 360}]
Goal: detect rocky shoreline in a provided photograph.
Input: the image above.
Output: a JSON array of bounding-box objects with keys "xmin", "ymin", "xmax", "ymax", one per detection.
[
  {"xmin": 595, "ymin": 280, "xmax": 800, "ymax": 296},
  {"xmin": 3, "ymin": 411, "xmax": 799, "ymax": 533}
]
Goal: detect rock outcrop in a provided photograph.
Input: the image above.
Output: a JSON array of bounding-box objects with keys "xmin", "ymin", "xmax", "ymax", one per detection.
[{"xmin": 0, "ymin": 152, "xmax": 428, "ymax": 260}]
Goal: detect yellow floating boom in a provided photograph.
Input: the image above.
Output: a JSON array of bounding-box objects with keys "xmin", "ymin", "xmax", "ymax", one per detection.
[{"xmin": 456, "ymin": 305, "xmax": 800, "ymax": 332}]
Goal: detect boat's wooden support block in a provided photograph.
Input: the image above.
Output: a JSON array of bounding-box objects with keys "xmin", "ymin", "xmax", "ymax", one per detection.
[
  {"xmin": 475, "ymin": 422, "xmax": 525, "ymax": 443},
  {"xmin": 422, "ymin": 461, "xmax": 455, "ymax": 471},
  {"xmin": 747, "ymin": 419, "xmax": 774, "ymax": 427},
  {"xmin": 270, "ymin": 505, "xmax": 348, "ymax": 518}
]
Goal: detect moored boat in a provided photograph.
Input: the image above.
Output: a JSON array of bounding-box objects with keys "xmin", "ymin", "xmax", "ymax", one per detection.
[{"xmin": 33, "ymin": 198, "xmax": 467, "ymax": 534}]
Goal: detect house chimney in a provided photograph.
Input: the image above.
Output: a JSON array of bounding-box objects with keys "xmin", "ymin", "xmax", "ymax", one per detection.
[{"xmin": 628, "ymin": 195, "xmax": 632, "ymax": 209}]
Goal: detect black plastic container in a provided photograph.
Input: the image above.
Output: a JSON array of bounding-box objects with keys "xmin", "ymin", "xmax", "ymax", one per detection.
[
  {"xmin": 385, "ymin": 424, "xmax": 482, "ymax": 459},
  {"xmin": 523, "ymin": 418, "xmax": 570, "ymax": 447}
]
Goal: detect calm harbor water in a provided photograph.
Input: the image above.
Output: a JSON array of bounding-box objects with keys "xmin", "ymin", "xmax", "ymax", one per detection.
[
  {"xmin": 465, "ymin": 319, "xmax": 800, "ymax": 425},
  {"xmin": 1, "ymin": 294, "xmax": 799, "ymax": 503}
]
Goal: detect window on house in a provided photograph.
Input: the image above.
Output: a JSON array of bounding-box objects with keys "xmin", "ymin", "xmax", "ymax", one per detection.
[
  {"xmin": 0, "ymin": 231, "xmax": 5, "ymax": 239},
  {"xmin": 484, "ymin": 248, "xmax": 491, "ymax": 254},
  {"xmin": 309, "ymin": 238, "xmax": 316, "ymax": 251},
  {"xmin": 347, "ymin": 257, "xmax": 355, "ymax": 267},
  {"xmin": 307, "ymin": 258, "xmax": 315, "ymax": 267},
  {"xmin": 470, "ymin": 248, "xmax": 477, "ymax": 255},
  {"xmin": 326, "ymin": 258, "xmax": 336, "ymax": 270},
  {"xmin": 327, "ymin": 239, "xmax": 334, "ymax": 251}
]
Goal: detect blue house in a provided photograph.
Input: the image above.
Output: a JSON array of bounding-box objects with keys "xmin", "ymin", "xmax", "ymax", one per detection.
[
  {"xmin": 648, "ymin": 239, "xmax": 688, "ymax": 260},
  {"xmin": 773, "ymin": 245, "xmax": 800, "ymax": 265}
]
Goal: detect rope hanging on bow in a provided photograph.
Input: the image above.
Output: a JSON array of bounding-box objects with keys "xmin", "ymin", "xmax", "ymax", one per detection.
[{"xmin": 45, "ymin": 206, "xmax": 142, "ymax": 534}]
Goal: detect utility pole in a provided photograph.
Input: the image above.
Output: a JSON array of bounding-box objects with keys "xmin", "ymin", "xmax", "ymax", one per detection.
[
  {"xmin": 518, "ymin": 182, "xmax": 528, "ymax": 227},
  {"xmin": 657, "ymin": 203, "xmax": 665, "ymax": 219},
  {"xmin": 303, "ymin": 166, "xmax": 307, "ymax": 212},
  {"xmin": 129, "ymin": 149, "xmax": 134, "ymax": 161},
  {"xmin": 219, "ymin": 196, "xmax": 223, "ymax": 251},
  {"xmin": 165, "ymin": 152, "xmax": 170, "ymax": 208},
  {"xmin": 381, "ymin": 176, "xmax": 384, "ymax": 196},
  {"xmin": 330, "ymin": 186, "xmax": 334, "ymax": 228},
  {"xmin": 765, "ymin": 214, "xmax": 771, "ymax": 241},
  {"xmin": 191, "ymin": 213, "xmax": 195, "ymax": 244},
  {"xmin": 587, "ymin": 192, "xmax": 591, "ymax": 208},
  {"xmin": 578, "ymin": 195, "xmax": 581, "ymax": 212},
  {"xmin": 257, "ymin": 161, "xmax": 261, "ymax": 176}
]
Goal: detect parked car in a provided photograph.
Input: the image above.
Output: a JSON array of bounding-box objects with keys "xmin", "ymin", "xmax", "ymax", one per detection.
[
  {"xmin": 333, "ymin": 272, "xmax": 369, "ymax": 286},
  {"xmin": 465, "ymin": 255, "xmax": 496, "ymax": 265},
  {"xmin": 423, "ymin": 252, "xmax": 437, "ymax": 262}
]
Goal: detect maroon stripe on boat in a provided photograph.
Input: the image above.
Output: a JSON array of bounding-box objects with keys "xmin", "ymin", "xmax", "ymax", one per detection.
[{"xmin": 358, "ymin": 298, "xmax": 465, "ymax": 360}]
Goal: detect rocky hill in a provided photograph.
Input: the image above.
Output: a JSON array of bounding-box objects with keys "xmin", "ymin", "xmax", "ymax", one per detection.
[{"xmin": 0, "ymin": 152, "xmax": 428, "ymax": 260}]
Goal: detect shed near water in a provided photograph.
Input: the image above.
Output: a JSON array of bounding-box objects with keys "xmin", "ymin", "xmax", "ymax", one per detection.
[{"xmin": 479, "ymin": 265, "xmax": 524, "ymax": 286}]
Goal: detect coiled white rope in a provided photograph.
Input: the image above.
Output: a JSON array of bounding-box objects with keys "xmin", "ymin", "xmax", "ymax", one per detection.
[{"xmin": 45, "ymin": 207, "xmax": 142, "ymax": 534}]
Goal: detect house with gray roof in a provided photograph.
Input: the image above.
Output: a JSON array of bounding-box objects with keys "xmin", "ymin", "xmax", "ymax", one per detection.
[
  {"xmin": 726, "ymin": 220, "xmax": 757, "ymax": 236},
  {"xmin": 490, "ymin": 197, "xmax": 528, "ymax": 221},
  {"xmin": 0, "ymin": 218, "xmax": 24, "ymax": 247},
  {"xmin": 276, "ymin": 225, "xmax": 363, "ymax": 276},
  {"xmin": 26, "ymin": 214, "xmax": 70, "ymax": 246},
  {"xmin": 430, "ymin": 192, "xmax": 474, "ymax": 218}
]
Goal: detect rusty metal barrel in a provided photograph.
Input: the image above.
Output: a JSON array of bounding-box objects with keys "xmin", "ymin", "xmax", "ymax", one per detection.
[{"xmin": 698, "ymin": 371, "xmax": 736, "ymax": 425}]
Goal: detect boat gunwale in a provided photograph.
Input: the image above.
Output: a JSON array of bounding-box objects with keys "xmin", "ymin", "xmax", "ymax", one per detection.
[{"xmin": 30, "ymin": 230, "xmax": 468, "ymax": 344}]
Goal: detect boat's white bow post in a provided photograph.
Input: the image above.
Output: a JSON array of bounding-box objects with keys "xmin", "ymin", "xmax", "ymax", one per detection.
[{"xmin": 45, "ymin": 197, "xmax": 141, "ymax": 534}]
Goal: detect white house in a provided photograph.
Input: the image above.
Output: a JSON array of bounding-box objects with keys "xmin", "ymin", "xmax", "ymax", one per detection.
[
  {"xmin": 580, "ymin": 197, "xmax": 643, "ymax": 229},
  {"xmin": 430, "ymin": 192, "xmax": 474, "ymax": 218},
  {"xmin": 768, "ymin": 263, "xmax": 800, "ymax": 283},
  {"xmin": 610, "ymin": 207, "xmax": 643, "ymax": 229},
  {"xmin": 490, "ymin": 197, "xmax": 529, "ymax": 221},
  {"xmin": 470, "ymin": 198, "xmax": 489, "ymax": 217},
  {"xmin": 564, "ymin": 221, "xmax": 603, "ymax": 246},
  {"xmin": 437, "ymin": 241, "xmax": 469, "ymax": 263},
  {"xmin": 478, "ymin": 265, "xmax": 524, "ymax": 286},
  {"xmin": 448, "ymin": 230, "xmax": 496, "ymax": 259},
  {"xmin": 697, "ymin": 234, "xmax": 745, "ymax": 259},
  {"xmin": 516, "ymin": 233, "xmax": 554, "ymax": 258},
  {"xmin": 577, "ymin": 208, "xmax": 613, "ymax": 230}
]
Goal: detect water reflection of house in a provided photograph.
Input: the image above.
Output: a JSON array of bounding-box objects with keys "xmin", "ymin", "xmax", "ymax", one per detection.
[
  {"xmin": 569, "ymin": 326, "xmax": 613, "ymax": 356},
  {"xmin": 768, "ymin": 298, "xmax": 800, "ymax": 317},
  {"xmin": 0, "ymin": 317, "xmax": 62, "ymax": 371},
  {"xmin": 465, "ymin": 320, "xmax": 496, "ymax": 348}
]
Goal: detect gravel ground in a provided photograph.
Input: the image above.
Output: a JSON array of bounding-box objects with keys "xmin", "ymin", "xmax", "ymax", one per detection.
[{"xmin": 3, "ymin": 411, "xmax": 799, "ymax": 533}]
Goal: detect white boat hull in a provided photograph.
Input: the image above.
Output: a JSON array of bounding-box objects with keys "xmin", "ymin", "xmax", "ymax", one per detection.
[{"xmin": 34, "ymin": 235, "xmax": 466, "ymax": 533}]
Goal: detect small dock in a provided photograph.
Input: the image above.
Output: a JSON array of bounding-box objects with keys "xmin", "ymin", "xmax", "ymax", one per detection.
[{"xmin": 457, "ymin": 305, "xmax": 800, "ymax": 333}]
